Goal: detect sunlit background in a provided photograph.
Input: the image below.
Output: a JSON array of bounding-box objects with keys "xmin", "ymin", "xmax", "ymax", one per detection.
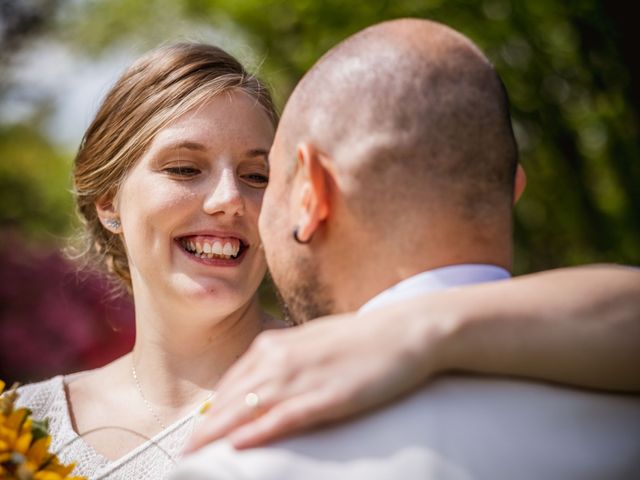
[{"xmin": 1, "ymin": 0, "xmax": 638, "ymax": 384}]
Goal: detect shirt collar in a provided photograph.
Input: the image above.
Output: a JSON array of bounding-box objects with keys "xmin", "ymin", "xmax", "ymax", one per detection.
[{"xmin": 359, "ymin": 264, "xmax": 511, "ymax": 314}]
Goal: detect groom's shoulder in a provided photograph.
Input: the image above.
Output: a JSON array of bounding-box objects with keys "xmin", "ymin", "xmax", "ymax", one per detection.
[
  {"xmin": 174, "ymin": 376, "xmax": 640, "ymax": 480},
  {"xmin": 294, "ymin": 375, "xmax": 640, "ymax": 448}
]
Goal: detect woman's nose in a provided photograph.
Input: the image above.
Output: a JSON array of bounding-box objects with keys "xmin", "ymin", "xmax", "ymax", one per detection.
[{"xmin": 203, "ymin": 169, "xmax": 245, "ymax": 217}]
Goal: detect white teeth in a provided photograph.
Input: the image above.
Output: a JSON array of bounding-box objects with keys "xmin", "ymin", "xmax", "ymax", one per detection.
[{"xmin": 182, "ymin": 237, "xmax": 242, "ymax": 259}]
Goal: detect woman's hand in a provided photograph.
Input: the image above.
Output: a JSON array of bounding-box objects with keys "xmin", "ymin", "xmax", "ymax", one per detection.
[
  {"xmin": 184, "ymin": 265, "xmax": 640, "ymax": 453},
  {"xmin": 184, "ymin": 305, "xmax": 452, "ymax": 452}
]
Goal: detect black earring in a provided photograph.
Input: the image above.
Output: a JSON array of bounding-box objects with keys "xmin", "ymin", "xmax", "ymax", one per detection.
[{"xmin": 293, "ymin": 227, "xmax": 311, "ymax": 244}]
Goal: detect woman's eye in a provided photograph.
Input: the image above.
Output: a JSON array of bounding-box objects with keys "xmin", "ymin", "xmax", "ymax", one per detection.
[
  {"xmin": 164, "ymin": 166, "xmax": 200, "ymax": 177},
  {"xmin": 242, "ymin": 173, "xmax": 269, "ymax": 186}
]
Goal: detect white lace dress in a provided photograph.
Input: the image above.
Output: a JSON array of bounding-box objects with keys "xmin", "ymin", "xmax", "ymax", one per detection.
[{"xmin": 16, "ymin": 375, "xmax": 200, "ymax": 479}]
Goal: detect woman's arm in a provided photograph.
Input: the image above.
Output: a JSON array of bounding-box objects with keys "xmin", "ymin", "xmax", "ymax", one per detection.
[
  {"xmin": 185, "ymin": 264, "xmax": 640, "ymax": 451},
  {"xmin": 433, "ymin": 265, "xmax": 640, "ymax": 391}
]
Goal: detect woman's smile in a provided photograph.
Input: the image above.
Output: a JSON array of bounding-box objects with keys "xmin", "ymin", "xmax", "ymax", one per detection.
[{"xmin": 176, "ymin": 233, "xmax": 249, "ymax": 266}]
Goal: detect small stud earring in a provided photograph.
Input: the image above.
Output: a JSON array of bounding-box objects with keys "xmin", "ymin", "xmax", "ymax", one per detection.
[{"xmin": 104, "ymin": 218, "xmax": 121, "ymax": 231}]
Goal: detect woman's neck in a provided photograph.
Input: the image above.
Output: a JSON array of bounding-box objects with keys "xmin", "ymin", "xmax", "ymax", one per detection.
[{"xmin": 129, "ymin": 294, "xmax": 266, "ymax": 410}]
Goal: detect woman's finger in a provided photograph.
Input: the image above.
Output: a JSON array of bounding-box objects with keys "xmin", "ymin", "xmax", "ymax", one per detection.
[
  {"xmin": 184, "ymin": 401, "xmax": 247, "ymax": 453},
  {"xmin": 184, "ymin": 383, "xmax": 271, "ymax": 452},
  {"xmin": 185, "ymin": 363, "xmax": 293, "ymax": 452},
  {"xmin": 228, "ymin": 389, "xmax": 346, "ymax": 449}
]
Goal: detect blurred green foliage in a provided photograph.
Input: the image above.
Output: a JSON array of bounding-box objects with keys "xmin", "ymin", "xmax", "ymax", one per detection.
[
  {"xmin": 1, "ymin": 0, "xmax": 638, "ymax": 273},
  {"xmin": 0, "ymin": 124, "xmax": 75, "ymax": 241}
]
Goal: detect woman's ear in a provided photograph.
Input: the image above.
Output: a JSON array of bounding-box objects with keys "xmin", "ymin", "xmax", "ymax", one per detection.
[
  {"xmin": 513, "ymin": 164, "xmax": 527, "ymax": 205},
  {"xmin": 96, "ymin": 194, "xmax": 122, "ymax": 234}
]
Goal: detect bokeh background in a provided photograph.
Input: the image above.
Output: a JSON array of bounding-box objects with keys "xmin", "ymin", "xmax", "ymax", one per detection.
[{"xmin": 1, "ymin": 0, "xmax": 638, "ymax": 384}]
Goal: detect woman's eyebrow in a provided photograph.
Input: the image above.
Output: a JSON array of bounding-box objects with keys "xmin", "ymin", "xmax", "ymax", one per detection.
[
  {"xmin": 246, "ymin": 148, "xmax": 269, "ymax": 159},
  {"xmin": 166, "ymin": 140, "xmax": 208, "ymax": 151},
  {"xmin": 157, "ymin": 142, "xmax": 269, "ymax": 158}
]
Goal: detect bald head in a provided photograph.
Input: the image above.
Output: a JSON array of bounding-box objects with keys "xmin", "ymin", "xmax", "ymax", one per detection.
[
  {"xmin": 261, "ymin": 19, "xmax": 521, "ymax": 318},
  {"xmin": 279, "ymin": 18, "xmax": 518, "ymax": 229}
]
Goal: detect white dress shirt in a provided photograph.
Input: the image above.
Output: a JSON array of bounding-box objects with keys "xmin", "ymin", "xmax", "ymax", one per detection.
[{"xmin": 172, "ymin": 264, "xmax": 640, "ymax": 480}]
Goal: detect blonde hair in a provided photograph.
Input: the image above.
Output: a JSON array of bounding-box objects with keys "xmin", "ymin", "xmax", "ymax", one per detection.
[{"xmin": 71, "ymin": 43, "xmax": 278, "ymax": 292}]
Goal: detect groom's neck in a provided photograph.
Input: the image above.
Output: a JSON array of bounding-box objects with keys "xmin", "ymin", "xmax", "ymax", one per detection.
[{"xmin": 325, "ymin": 222, "xmax": 513, "ymax": 314}]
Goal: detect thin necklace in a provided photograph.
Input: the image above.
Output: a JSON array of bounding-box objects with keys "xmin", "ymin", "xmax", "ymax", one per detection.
[{"xmin": 131, "ymin": 360, "xmax": 214, "ymax": 431}]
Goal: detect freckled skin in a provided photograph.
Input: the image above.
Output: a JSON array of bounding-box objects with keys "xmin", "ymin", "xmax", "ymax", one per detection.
[{"xmin": 116, "ymin": 91, "xmax": 275, "ymax": 324}]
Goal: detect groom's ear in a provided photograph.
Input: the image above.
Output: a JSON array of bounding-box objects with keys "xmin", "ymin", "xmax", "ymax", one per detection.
[
  {"xmin": 293, "ymin": 142, "xmax": 334, "ymax": 243},
  {"xmin": 513, "ymin": 164, "xmax": 527, "ymax": 204}
]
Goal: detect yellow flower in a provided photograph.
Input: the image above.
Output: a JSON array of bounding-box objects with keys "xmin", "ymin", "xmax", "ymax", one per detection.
[{"xmin": 0, "ymin": 379, "xmax": 86, "ymax": 480}]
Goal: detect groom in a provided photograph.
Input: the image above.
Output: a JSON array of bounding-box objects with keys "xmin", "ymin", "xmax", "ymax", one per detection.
[{"xmin": 173, "ymin": 19, "xmax": 640, "ymax": 479}]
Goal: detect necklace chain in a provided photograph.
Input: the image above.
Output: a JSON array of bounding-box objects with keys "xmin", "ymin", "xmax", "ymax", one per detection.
[
  {"xmin": 131, "ymin": 360, "xmax": 214, "ymax": 431},
  {"xmin": 131, "ymin": 363, "xmax": 167, "ymax": 430}
]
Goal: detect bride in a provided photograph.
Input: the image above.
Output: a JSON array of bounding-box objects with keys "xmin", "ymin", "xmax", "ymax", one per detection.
[{"xmin": 18, "ymin": 43, "xmax": 281, "ymax": 478}]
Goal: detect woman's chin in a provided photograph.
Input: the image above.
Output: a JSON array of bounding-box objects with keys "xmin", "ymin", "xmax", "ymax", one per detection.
[{"xmin": 171, "ymin": 275, "xmax": 254, "ymax": 311}]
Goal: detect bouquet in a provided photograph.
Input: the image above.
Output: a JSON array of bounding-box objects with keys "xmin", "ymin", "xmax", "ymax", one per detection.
[{"xmin": 0, "ymin": 380, "xmax": 85, "ymax": 480}]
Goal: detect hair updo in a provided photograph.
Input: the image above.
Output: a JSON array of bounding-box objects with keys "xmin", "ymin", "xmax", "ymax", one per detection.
[{"xmin": 71, "ymin": 43, "xmax": 278, "ymax": 292}]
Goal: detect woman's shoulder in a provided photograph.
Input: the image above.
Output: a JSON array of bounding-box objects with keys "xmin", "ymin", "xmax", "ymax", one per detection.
[
  {"xmin": 15, "ymin": 368, "xmax": 100, "ymax": 418},
  {"xmin": 16, "ymin": 375, "xmax": 67, "ymax": 420}
]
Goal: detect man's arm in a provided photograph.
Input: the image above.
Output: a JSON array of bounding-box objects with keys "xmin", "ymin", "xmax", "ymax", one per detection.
[{"xmin": 185, "ymin": 264, "xmax": 640, "ymax": 451}]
